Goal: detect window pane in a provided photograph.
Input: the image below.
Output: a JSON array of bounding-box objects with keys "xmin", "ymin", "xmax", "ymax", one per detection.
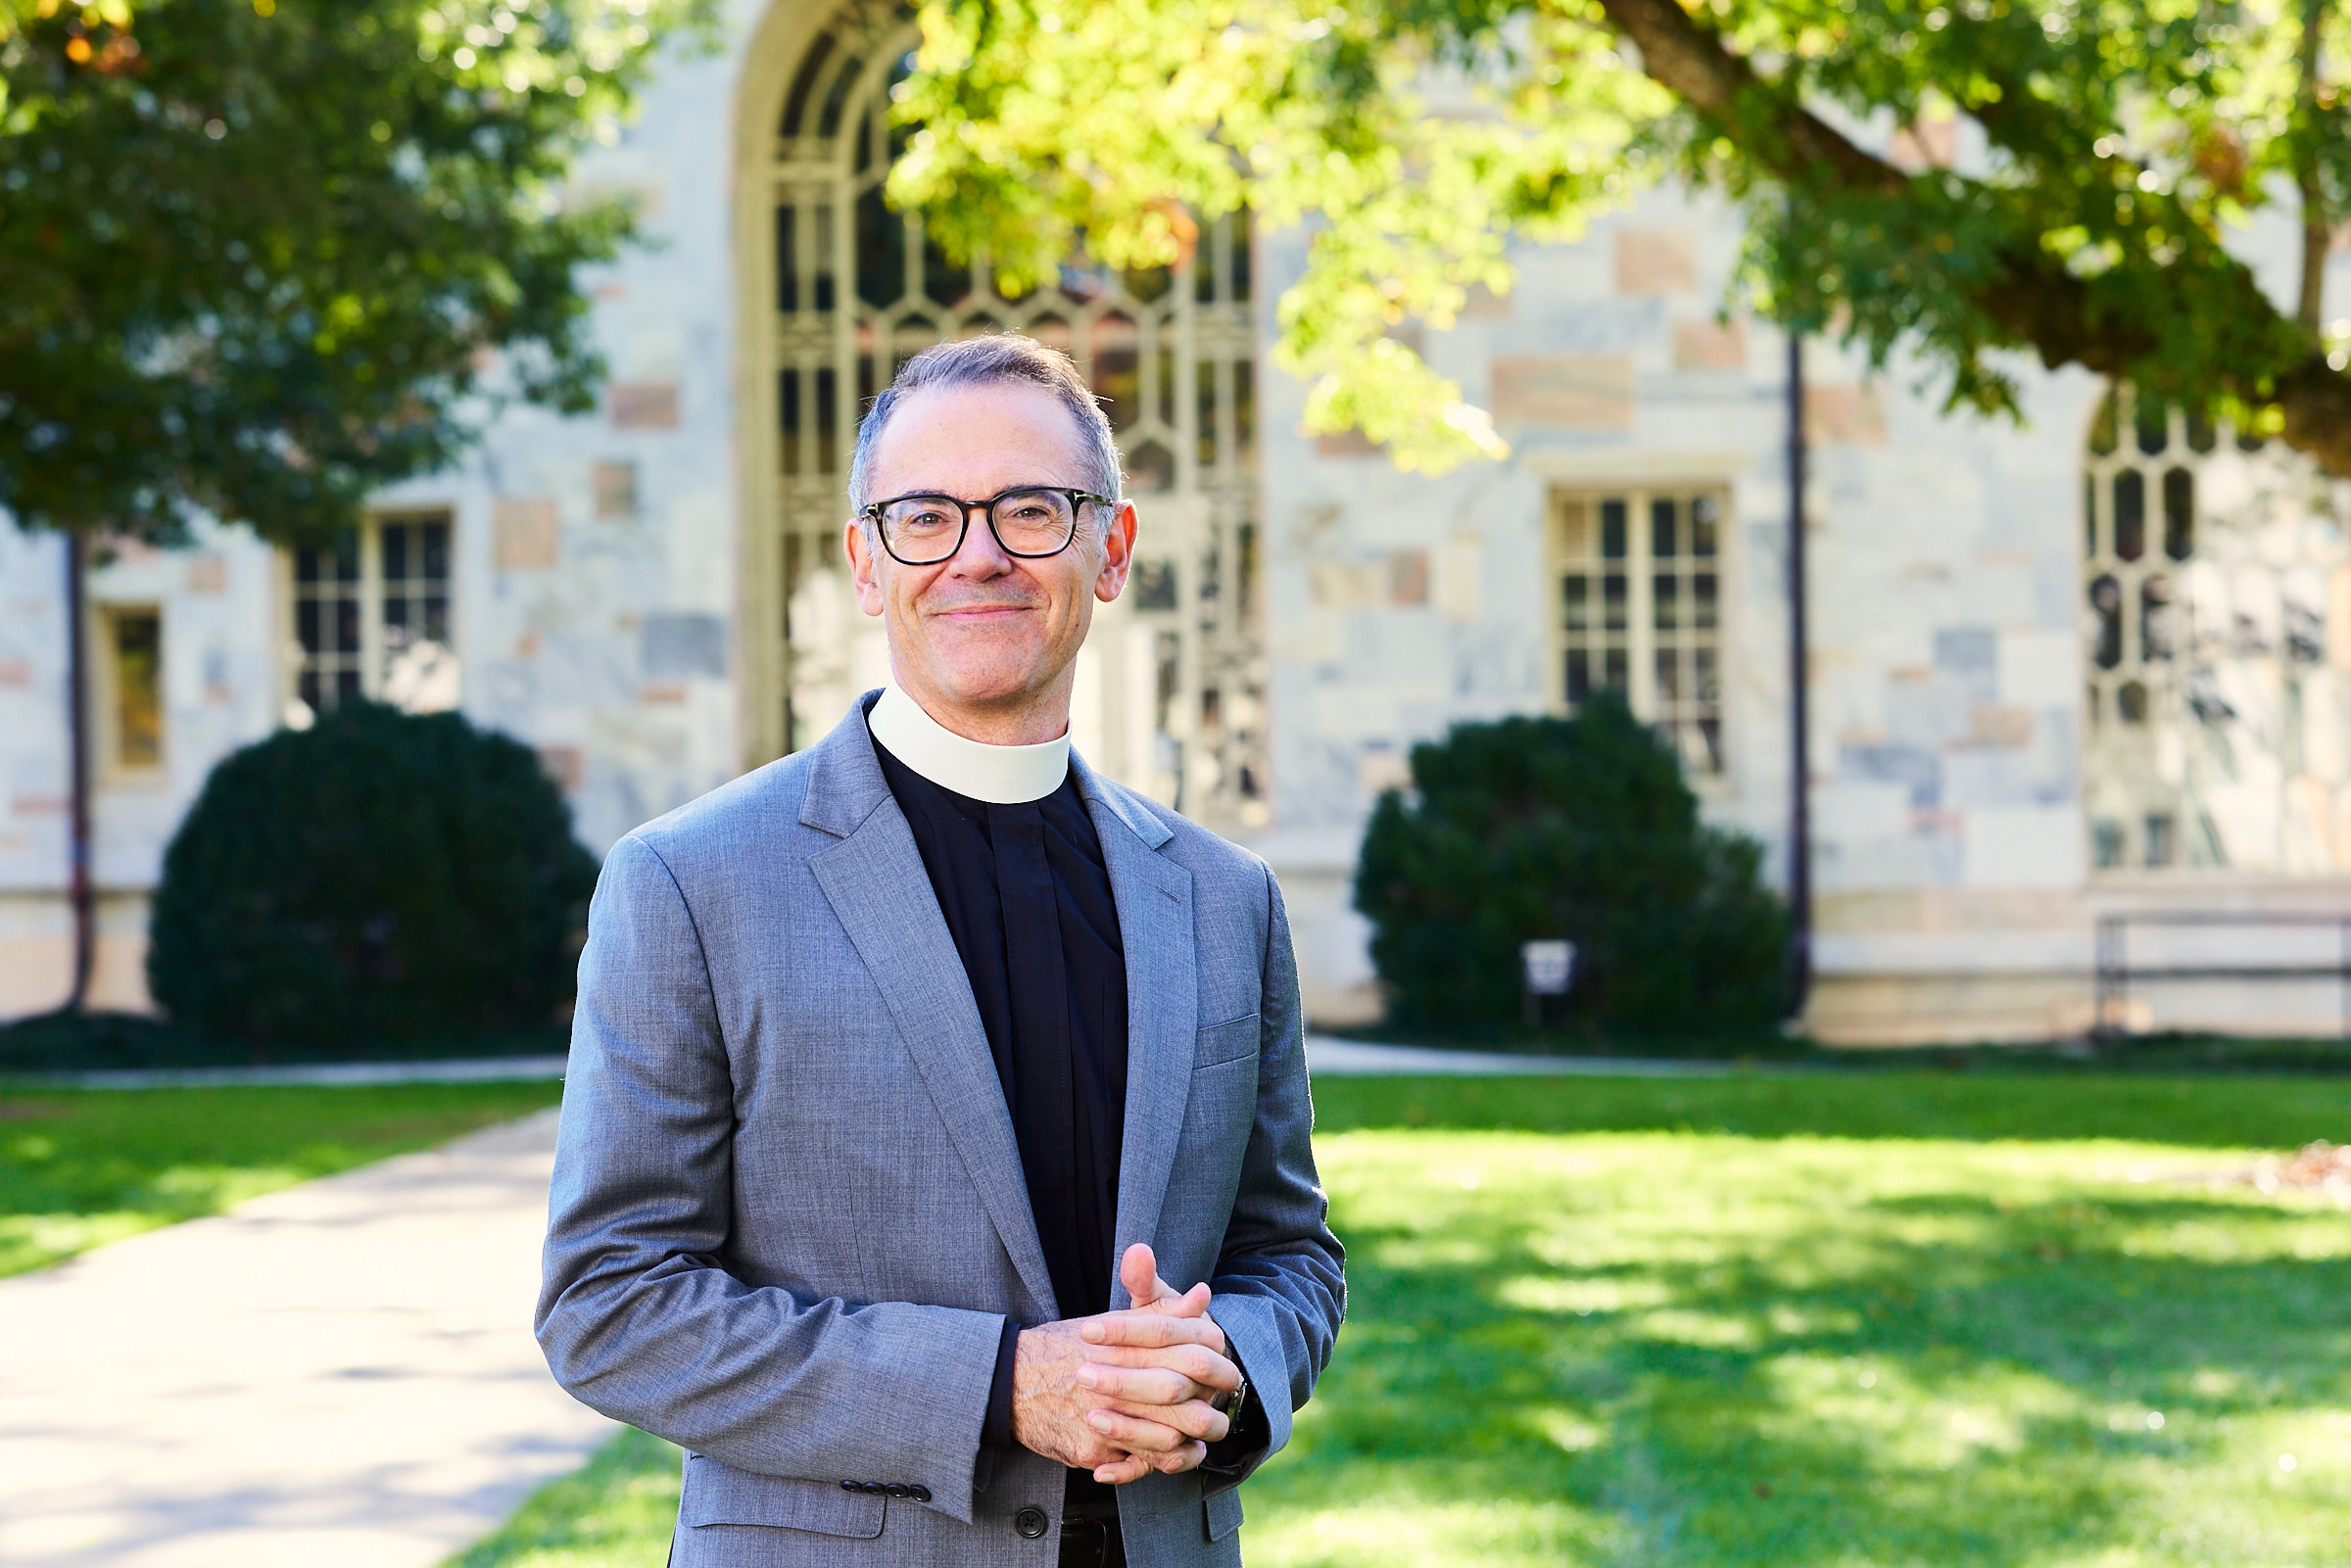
[
  {"xmin": 1650, "ymin": 498, "xmax": 1677, "ymax": 559},
  {"xmin": 111, "ymin": 610, "xmax": 163, "ymax": 771},
  {"xmin": 1562, "ymin": 574, "xmax": 1589, "ymax": 632},
  {"xmin": 1655, "ymin": 648, "xmax": 1680, "ymax": 702},
  {"xmin": 1693, "ymin": 573, "xmax": 1717, "ymax": 631},
  {"xmin": 1600, "ymin": 499, "xmax": 1627, "ymax": 560},
  {"xmin": 2113, "ymin": 469, "xmax": 2145, "ymax": 560},
  {"xmin": 1691, "ymin": 496, "xmax": 1718, "ymax": 557},
  {"xmin": 1603, "ymin": 646, "xmax": 1627, "ymax": 690},
  {"xmin": 1654, "ymin": 573, "xmax": 1678, "ymax": 631},
  {"xmin": 1565, "ymin": 647, "xmax": 1590, "ymax": 704},
  {"xmin": 1603, "ymin": 574, "xmax": 1627, "ymax": 631}
]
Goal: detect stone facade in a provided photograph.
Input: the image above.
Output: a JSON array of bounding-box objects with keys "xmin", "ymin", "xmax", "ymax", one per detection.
[{"xmin": 7, "ymin": 0, "xmax": 2351, "ymax": 1040}]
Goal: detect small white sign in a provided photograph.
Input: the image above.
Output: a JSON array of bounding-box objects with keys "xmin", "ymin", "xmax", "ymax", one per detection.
[{"xmin": 1521, "ymin": 939, "xmax": 1576, "ymax": 995}]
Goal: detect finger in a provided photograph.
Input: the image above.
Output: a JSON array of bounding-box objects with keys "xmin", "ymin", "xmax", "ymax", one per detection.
[
  {"xmin": 1079, "ymin": 1342, "xmax": 1239, "ymax": 1391},
  {"xmin": 1080, "ymin": 1312, "xmax": 1223, "ymax": 1351},
  {"xmin": 1084, "ymin": 1406, "xmax": 1194, "ymax": 1453},
  {"xmin": 1098, "ymin": 1397, "xmax": 1231, "ymax": 1443},
  {"xmin": 1075, "ymin": 1362, "xmax": 1197, "ymax": 1404},
  {"xmin": 1093, "ymin": 1452, "xmax": 1152, "ymax": 1486},
  {"xmin": 1119, "ymin": 1244, "xmax": 1161, "ymax": 1309},
  {"xmin": 1147, "ymin": 1439, "xmax": 1208, "ymax": 1475}
]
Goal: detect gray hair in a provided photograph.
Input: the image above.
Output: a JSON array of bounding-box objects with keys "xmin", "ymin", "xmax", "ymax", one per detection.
[{"xmin": 846, "ymin": 334, "xmax": 1125, "ymax": 527}]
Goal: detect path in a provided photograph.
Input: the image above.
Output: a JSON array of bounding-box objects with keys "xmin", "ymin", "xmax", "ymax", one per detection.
[
  {"xmin": 25, "ymin": 1039, "xmax": 1741, "ymax": 1091},
  {"xmin": 0, "ymin": 1108, "xmax": 615, "ymax": 1568}
]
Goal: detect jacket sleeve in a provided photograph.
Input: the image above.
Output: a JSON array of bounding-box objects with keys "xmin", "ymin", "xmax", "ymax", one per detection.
[
  {"xmin": 534, "ymin": 833, "xmax": 1006, "ymax": 1522},
  {"xmin": 1202, "ymin": 862, "xmax": 1348, "ymax": 1493}
]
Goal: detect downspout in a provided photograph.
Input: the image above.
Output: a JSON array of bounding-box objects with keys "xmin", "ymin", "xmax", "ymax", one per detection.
[
  {"xmin": 1786, "ymin": 326, "xmax": 1813, "ymax": 1017},
  {"xmin": 62, "ymin": 529, "xmax": 94, "ymax": 1013}
]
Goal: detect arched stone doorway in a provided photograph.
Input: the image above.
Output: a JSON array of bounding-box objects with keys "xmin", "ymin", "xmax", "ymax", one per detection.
[{"xmin": 734, "ymin": 0, "xmax": 1268, "ymax": 829}]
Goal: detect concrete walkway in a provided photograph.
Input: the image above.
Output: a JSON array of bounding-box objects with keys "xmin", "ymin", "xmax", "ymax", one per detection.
[
  {"xmin": 21, "ymin": 1038, "xmax": 1745, "ymax": 1092},
  {"xmin": 0, "ymin": 1108, "xmax": 615, "ymax": 1568},
  {"xmin": 1304, "ymin": 1035, "xmax": 1740, "ymax": 1076}
]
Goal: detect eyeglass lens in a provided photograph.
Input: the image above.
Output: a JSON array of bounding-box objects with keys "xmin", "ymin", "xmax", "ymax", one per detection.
[{"xmin": 880, "ymin": 490, "xmax": 1079, "ymax": 562}]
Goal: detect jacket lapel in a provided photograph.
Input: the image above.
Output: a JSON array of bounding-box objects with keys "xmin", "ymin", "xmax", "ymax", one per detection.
[
  {"xmin": 802, "ymin": 698, "xmax": 1060, "ymax": 1322},
  {"xmin": 1078, "ymin": 761, "xmax": 1198, "ymax": 1307}
]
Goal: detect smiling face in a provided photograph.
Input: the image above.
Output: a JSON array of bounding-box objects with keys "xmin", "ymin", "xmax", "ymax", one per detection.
[{"xmin": 844, "ymin": 378, "xmax": 1136, "ymax": 745}]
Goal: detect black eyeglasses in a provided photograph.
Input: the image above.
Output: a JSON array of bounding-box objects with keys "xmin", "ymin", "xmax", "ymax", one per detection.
[{"xmin": 860, "ymin": 486, "xmax": 1116, "ymax": 566}]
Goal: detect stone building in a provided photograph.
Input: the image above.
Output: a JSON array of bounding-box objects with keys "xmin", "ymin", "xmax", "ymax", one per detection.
[{"xmin": 7, "ymin": 0, "xmax": 2351, "ymax": 1040}]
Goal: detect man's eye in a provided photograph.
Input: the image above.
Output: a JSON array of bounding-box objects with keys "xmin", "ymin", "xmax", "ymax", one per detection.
[{"xmin": 895, "ymin": 506, "xmax": 955, "ymax": 531}]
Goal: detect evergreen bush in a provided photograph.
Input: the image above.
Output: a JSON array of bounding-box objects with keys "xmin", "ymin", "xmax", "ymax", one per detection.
[
  {"xmin": 147, "ymin": 703, "xmax": 599, "ymax": 1050},
  {"xmin": 1353, "ymin": 696, "xmax": 1792, "ymax": 1036}
]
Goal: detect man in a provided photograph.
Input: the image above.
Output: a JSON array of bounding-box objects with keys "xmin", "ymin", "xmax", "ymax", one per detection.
[{"xmin": 537, "ymin": 334, "xmax": 1345, "ymax": 1568}]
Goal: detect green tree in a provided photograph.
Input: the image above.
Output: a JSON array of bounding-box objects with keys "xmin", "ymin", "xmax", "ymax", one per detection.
[
  {"xmin": 891, "ymin": 0, "xmax": 2351, "ymax": 476},
  {"xmin": 1354, "ymin": 697, "xmax": 1791, "ymax": 1033},
  {"xmin": 1, "ymin": 0, "xmax": 710, "ymax": 544}
]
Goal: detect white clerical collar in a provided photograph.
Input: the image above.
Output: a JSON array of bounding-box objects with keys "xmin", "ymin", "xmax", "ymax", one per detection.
[{"xmin": 868, "ymin": 685, "xmax": 1071, "ymax": 805}]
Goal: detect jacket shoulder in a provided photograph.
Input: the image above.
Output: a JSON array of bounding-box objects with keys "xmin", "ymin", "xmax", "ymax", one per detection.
[{"xmin": 619, "ymin": 750, "xmax": 818, "ymax": 871}]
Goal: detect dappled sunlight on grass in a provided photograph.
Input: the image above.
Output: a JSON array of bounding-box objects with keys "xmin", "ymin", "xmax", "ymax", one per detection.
[{"xmin": 1246, "ymin": 1122, "xmax": 2351, "ymax": 1567}]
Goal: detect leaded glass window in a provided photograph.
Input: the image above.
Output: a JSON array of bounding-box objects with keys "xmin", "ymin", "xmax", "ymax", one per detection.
[{"xmin": 2084, "ymin": 386, "xmax": 2351, "ymax": 873}]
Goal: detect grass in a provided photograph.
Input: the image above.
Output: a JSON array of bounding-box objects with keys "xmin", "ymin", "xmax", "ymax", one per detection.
[
  {"xmin": 0, "ymin": 1080, "xmax": 565, "ymax": 1278},
  {"xmin": 450, "ymin": 1070, "xmax": 2351, "ymax": 1568}
]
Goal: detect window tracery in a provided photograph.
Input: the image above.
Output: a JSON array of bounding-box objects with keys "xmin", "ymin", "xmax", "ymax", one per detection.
[
  {"xmin": 752, "ymin": 3, "xmax": 1268, "ymax": 827},
  {"xmin": 2084, "ymin": 387, "xmax": 2351, "ymax": 873}
]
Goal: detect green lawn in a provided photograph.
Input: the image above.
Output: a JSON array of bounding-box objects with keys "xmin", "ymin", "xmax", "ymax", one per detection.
[
  {"xmin": 0, "ymin": 1080, "xmax": 565, "ymax": 1278},
  {"xmin": 450, "ymin": 1071, "xmax": 2351, "ymax": 1568}
]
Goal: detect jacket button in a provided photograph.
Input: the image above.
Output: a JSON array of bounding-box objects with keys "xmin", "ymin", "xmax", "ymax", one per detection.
[
  {"xmin": 840, "ymin": 1480, "xmax": 858, "ymax": 1492},
  {"xmin": 1014, "ymin": 1505, "xmax": 1049, "ymax": 1539},
  {"xmin": 911, "ymin": 1484, "xmax": 934, "ymax": 1502},
  {"xmin": 884, "ymin": 1484, "xmax": 910, "ymax": 1498}
]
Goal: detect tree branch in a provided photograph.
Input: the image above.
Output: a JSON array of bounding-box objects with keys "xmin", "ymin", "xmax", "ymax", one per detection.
[
  {"xmin": 1593, "ymin": 0, "xmax": 2351, "ymax": 477},
  {"xmin": 2298, "ymin": 0, "xmax": 2331, "ymax": 335}
]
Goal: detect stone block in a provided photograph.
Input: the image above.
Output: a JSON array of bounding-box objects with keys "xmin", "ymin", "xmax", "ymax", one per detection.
[
  {"xmin": 493, "ymin": 498, "xmax": 560, "ymax": 571},
  {"xmin": 1672, "ymin": 318, "xmax": 1748, "ymax": 370},
  {"xmin": 537, "ymin": 744, "xmax": 585, "ymax": 796},
  {"xmin": 1806, "ymin": 384, "xmax": 1887, "ymax": 445},
  {"xmin": 1996, "ymin": 629, "xmax": 2077, "ymax": 707},
  {"xmin": 1612, "ymin": 228, "xmax": 1696, "ymax": 295},
  {"xmin": 1969, "ymin": 704, "xmax": 2035, "ymax": 748},
  {"xmin": 1961, "ymin": 804, "xmax": 2084, "ymax": 887},
  {"xmin": 609, "ymin": 383, "xmax": 681, "ymax": 430},
  {"xmin": 643, "ymin": 611, "xmax": 728, "ymax": 679},
  {"xmin": 594, "ymin": 461, "xmax": 640, "ymax": 519},
  {"xmin": 1489, "ymin": 354, "xmax": 1634, "ymax": 430}
]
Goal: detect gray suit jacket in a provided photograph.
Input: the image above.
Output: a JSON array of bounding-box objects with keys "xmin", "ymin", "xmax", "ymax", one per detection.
[{"xmin": 537, "ymin": 696, "xmax": 1345, "ymax": 1567}]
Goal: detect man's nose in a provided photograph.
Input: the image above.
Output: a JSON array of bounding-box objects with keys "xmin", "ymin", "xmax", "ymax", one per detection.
[{"xmin": 942, "ymin": 503, "xmax": 1014, "ymax": 575}]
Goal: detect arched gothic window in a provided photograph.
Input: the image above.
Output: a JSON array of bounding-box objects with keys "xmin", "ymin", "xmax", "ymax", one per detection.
[
  {"xmin": 744, "ymin": 0, "xmax": 1268, "ymax": 828},
  {"xmin": 2084, "ymin": 387, "xmax": 2351, "ymax": 873}
]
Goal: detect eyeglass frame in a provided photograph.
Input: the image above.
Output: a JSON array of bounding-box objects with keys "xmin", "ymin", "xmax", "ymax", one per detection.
[{"xmin": 857, "ymin": 485, "xmax": 1121, "ymax": 567}]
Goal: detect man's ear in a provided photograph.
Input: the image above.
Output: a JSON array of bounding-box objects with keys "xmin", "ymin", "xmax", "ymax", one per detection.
[
  {"xmin": 843, "ymin": 520, "xmax": 887, "ymax": 617},
  {"xmin": 1094, "ymin": 501, "xmax": 1139, "ymax": 604}
]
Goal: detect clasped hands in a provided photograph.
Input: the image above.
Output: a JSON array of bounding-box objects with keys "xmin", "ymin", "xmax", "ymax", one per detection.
[{"xmin": 1010, "ymin": 1243, "xmax": 1241, "ymax": 1484}]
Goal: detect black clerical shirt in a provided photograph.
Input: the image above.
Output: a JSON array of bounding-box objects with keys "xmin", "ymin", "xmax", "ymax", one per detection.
[
  {"xmin": 870, "ymin": 737, "xmax": 1128, "ymax": 1484},
  {"xmin": 872, "ymin": 725, "xmax": 1264, "ymax": 1507}
]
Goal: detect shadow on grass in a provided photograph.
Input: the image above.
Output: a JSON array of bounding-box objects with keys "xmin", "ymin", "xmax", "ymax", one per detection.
[
  {"xmin": 1310, "ymin": 1073, "xmax": 2351, "ymax": 1149},
  {"xmin": 1251, "ymin": 1133, "xmax": 2351, "ymax": 1568}
]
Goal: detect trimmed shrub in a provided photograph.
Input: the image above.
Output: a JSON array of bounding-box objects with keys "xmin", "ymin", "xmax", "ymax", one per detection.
[
  {"xmin": 1353, "ymin": 695, "xmax": 1792, "ymax": 1035},
  {"xmin": 148, "ymin": 703, "xmax": 599, "ymax": 1049}
]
